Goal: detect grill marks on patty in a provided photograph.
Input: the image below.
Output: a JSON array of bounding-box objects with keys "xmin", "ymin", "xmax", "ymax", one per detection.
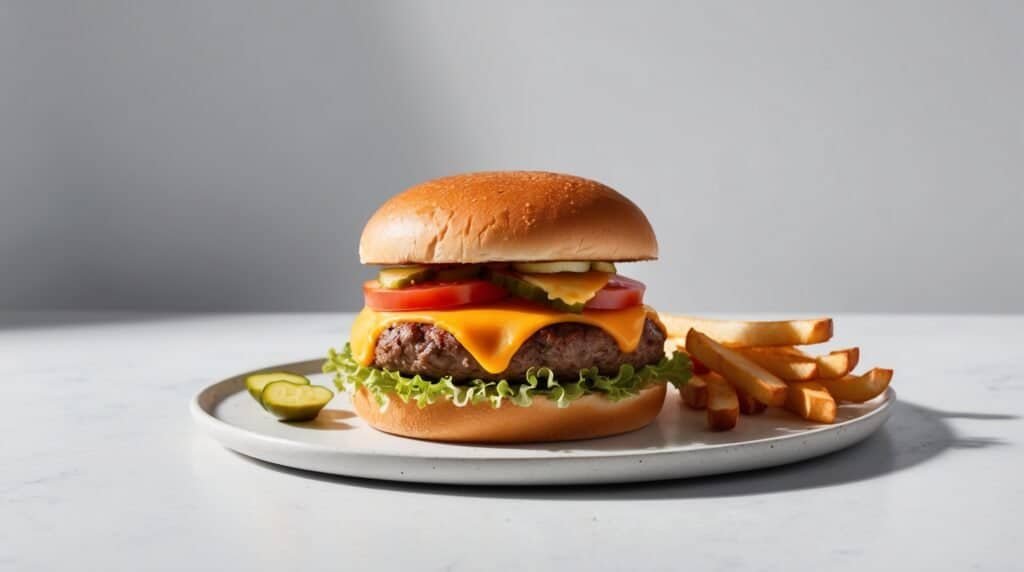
[{"xmin": 372, "ymin": 319, "xmax": 667, "ymax": 381}]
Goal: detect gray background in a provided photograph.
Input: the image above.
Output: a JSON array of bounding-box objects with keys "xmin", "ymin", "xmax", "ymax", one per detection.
[{"xmin": 3, "ymin": 1, "xmax": 1022, "ymax": 313}]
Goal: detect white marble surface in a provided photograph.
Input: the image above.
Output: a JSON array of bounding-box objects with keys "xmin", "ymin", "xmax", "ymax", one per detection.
[{"xmin": 2, "ymin": 312, "xmax": 1021, "ymax": 571}]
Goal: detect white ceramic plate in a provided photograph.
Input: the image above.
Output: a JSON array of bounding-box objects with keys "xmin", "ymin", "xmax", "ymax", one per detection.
[{"xmin": 191, "ymin": 358, "xmax": 894, "ymax": 485}]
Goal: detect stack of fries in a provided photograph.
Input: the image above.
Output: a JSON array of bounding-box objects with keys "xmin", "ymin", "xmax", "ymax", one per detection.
[{"xmin": 663, "ymin": 316, "xmax": 893, "ymax": 431}]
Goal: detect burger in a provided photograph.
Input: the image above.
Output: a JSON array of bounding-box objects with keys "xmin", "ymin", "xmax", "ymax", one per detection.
[{"xmin": 323, "ymin": 171, "xmax": 691, "ymax": 443}]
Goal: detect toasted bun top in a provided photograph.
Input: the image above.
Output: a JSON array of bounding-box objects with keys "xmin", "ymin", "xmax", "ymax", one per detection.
[{"xmin": 359, "ymin": 171, "xmax": 658, "ymax": 264}]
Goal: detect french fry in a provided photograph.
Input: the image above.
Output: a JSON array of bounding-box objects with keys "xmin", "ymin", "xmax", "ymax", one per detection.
[
  {"xmin": 773, "ymin": 346, "xmax": 860, "ymax": 378},
  {"xmin": 681, "ymin": 375, "xmax": 708, "ymax": 409},
  {"xmin": 785, "ymin": 381, "xmax": 837, "ymax": 423},
  {"xmin": 735, "ymin": 386, "xmax": 768, "ymax": 415},
  {"xmin": 817, "ymin": 368, "xmax": 893, "ymax": 403},
  {"xmin": 685, "ymin": 329, "xmax": 789, "ymax": 406},
  {"xmin": 704, "ymin": 374, "xmax": 739, "ymax": 431},
  {"xmin": 663, "ymin": 315, "xmax": 833, "ymax": 348},
  {"xmin": 735, "ymin": 347, "xmax": 819, "ymax": 380},
  {"xmin": 668, "ymin": 313, "xmax": 891, "ymax": 431},
  {"xmin": 814, "ymin": 348, "xmax": 860, "ymax": 378}
]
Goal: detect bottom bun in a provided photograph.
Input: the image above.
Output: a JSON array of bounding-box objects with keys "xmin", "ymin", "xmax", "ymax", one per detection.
[{"xmin": 352, "ymin": 382, "xmax": 668, "ymax": 443}]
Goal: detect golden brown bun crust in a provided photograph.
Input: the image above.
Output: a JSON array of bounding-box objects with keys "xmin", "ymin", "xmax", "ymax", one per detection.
[
  {"xmin": 352, "ymin": 383, "xmax": 667, "ymax": 443},
  {"xmin": 359, "ymin": 171, "xmax": 658, "ymax": 264}
]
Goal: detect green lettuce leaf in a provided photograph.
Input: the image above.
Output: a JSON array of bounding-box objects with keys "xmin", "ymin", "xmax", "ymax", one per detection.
[{"xmin": 322, "ymin": 343, "xmax": 691, "ymax": 411}]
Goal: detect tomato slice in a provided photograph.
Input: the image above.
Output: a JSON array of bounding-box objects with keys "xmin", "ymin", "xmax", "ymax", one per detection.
[
  {"xmin": 690, "ymin": 356, "xmax": 710, "ymax": 375},
  {"xmin": 363, "ymin": 280, "xmax": 508, "ymax": 311},
  {"xmin": 584, "ymin": 275, "xmax": 646, "ymax": 310}
]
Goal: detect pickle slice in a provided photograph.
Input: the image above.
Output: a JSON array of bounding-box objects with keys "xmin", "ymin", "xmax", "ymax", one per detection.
[
  {"xmin": 245, "ymin": 371, "xmax": 310, "ymax": 400},
  {"xmin": 260, "ymin": 381, "xmax": 334, "ymax": 422},
  {"xmin": 513, "ymin": 261, "xmax": 592, "ymax": 274},
  {"xmin": 590, "ymin": 261, "xmax": 617, "ymax": 273},
  {"xmin": 378, "ymin": 266, "xmax": 433, "ymax": 289},
  {"xmin": 435, "ymin": 264, "xmax": 481, "ymax": 282},
  {"xmin": 488, "ymin": 271, "xmax": 584, "ymax": 313}
]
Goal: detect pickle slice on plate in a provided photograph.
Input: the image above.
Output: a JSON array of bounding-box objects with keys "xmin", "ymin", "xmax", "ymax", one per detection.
[
  {"xmin": 260, "ymin": 381, "xmax": 334, "ymax": 422},
  {"xmin": 378, "ymin": 266, "xmax": 433, "ymax": 289},
  {"xmin": 590, "ymin": 261, "xmax": 617, "ymax": 273},
  {"xmin": 245, "ymin": 371, "xmax": 310, "ymax": 400},
  {"xmin": 513, "ymin": 261, "xmax": 592, "ymax": 274}
]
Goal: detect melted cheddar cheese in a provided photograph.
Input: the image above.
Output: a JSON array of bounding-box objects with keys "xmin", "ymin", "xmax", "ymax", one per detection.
[
  {"xmin": 519, "ymin": 271, "xmax": 611, "ymax": 306},
  {"xmin": 350, "ymin": 301, "xmax": 663, "ymax": 374}
]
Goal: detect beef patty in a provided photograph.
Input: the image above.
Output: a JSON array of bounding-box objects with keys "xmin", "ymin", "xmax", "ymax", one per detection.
[{"xmin": 372, "ymin": 319, "xmax": 666, "ymax": 381}]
